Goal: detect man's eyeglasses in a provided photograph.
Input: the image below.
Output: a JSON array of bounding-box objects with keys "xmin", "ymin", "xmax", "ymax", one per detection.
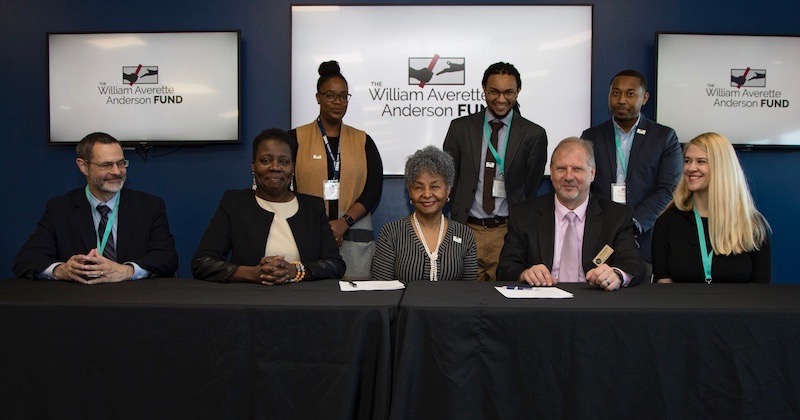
[
  {"xmin": 485, "ymin": 89, "xmax": 519, "ymax": 99},
  {"xmin": 87, "ymin": 159, "xmax": 129, "ymax": 171},
  {"xmin": 319, "ymin": 91, "xmax": 352, "ymax": 103}
]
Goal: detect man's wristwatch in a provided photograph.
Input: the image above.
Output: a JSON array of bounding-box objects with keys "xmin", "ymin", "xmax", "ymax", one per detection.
[{"xmin": 342, "ymin": 214, "xmax": 355, "ymax": 227}]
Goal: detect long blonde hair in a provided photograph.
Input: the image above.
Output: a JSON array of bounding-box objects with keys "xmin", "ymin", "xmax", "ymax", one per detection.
[{"xmin": 672, "ymin": 132, "xmax": 770, "ymax": 255}]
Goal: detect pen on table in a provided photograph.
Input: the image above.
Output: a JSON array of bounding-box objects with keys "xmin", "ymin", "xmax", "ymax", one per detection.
[
  {"xmin": 348, "ymin": 281, "xmax": 358, "ymax": 288},
  {"xmin": 506, "ymin": 285, "xmax": 532, "ymax": 290}
]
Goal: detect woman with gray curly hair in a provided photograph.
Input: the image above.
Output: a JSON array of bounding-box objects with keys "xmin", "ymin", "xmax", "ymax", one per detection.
[{"xmin": 372, "ymin": 146, "xmax": 477, "ymax": 282}]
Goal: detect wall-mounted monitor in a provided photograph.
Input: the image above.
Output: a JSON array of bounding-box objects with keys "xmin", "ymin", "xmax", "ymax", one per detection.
[
  {"xmin": 292, "ymin": 5, "xmax": 592, "ymax": 174},
  {"xmin": 48, "ymin": 31, "xmax": 240, "ymax": 146},
  {"xmin": 656, "ymin": 33, "xmax": 800, "ymax": 147}
]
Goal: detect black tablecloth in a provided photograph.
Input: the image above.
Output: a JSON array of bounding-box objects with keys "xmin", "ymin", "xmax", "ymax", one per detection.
[
  {"xmin": 0, "ymin": 278, "xmax": 402, "ymax": 419},
  {"xmin": 390, "ymin": 282, "xmax": 800, "ymax": 419}
]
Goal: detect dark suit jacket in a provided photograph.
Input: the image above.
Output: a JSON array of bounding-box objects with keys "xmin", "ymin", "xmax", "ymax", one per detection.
[
  {"xmin": 13, "ymin": 187, "xmax": 178, "ymax": 278},
  {"xmin": 443, "ymin": 110, "xmax": 547, "ymax": 223},
  {"xmin": 191, "ymin": 190, "xmax": 345, "ymax": 281},
  {"xmin": 581, "ymin": 116, "xmax": 682, "ymax": 262},
  {"xmin": 496, "ymin": 193, "xmax": 646, "ymax": 285}
]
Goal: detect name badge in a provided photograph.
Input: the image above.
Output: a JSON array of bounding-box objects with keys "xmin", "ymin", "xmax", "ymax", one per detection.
[
  {"xmin": 611, "ymin": 183, "xmax": 626, "ymax": 204},
  {"xmin": 312, "ymin": 154, "xmax": 323, "ymax": 160},
  {"xmin": 485, "ymin": 161, "xmax": 496, "ymax": 169},
  {"xmin": 453, "ymin": 236, "xmax": 462, "ymax": 244},
  {"xmin": 636, "ymin": 128, "xmax": 646, "ymax": 135},
  {"xmin": 323, "ymin": 180, "xmax": 340, "ymax": 200},
  {"xmin": 593, "ymin": 244, "xmax": 615, "ymax": 266},
  {"xmin": 492, "ymin": 179, "xmax": 507, "ymax": 199}
]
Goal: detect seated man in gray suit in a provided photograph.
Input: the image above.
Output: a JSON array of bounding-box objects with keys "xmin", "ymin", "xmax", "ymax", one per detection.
[
  {"xmin": 13, "ymin": 132, "xmax": 178, "ymax": 283},
  {"xmin": 497, "ymin": 137, "xmax": 645, "ymax": 291}
]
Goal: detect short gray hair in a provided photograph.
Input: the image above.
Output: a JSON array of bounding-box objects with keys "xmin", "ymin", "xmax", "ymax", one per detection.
[
  {"xmin": 405, "ymin": 145, "xmax": 455, "ymax": 188},
  {"xmin": 551, "ymin": 137, "xmax": 595, "ymax": 168}
]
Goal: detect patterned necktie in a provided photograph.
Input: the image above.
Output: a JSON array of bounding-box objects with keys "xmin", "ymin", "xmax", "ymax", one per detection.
[
  {"xmin": 560, "ymin": 211, "xmax": 580, "ymax": 282},
  {"xmin": 483, "ymin": 120, "xmax": 504, "ymax": 214},
  {"xmin": 96, "ymin": 204, "xmax": 117, "ymax": 261}
]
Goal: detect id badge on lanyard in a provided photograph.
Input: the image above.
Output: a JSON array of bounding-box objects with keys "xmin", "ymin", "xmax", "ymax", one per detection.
[
  {"xmin": 611, "ymin": 183, "xmax": 626, "ymax": 204},
  {"xmin": 493, "ymin": 176, "xmax": 507, "ymax": 199},
  {"xmin": 323, "ymin": 180, "xmax": 340, "ymax": 200},
  {"xmin": 612, "ymin": 128, "xmax": 632, "ymax": 205}
]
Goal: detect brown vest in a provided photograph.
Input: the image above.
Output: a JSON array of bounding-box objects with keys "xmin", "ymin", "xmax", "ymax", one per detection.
[{"xmin": 294, "ymin": 121, "xmax": 368, "ymax": 216}]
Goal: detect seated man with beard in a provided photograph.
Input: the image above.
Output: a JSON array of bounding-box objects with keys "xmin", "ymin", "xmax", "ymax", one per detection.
[{"xmin": 13, "ymin": 132, "xmax": 178, "ymax": 283}]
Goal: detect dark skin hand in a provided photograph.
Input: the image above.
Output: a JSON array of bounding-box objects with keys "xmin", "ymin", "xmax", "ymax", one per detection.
[{"xmin": 230, "ymin": 255, "xmax": 299, "ymax": 285}]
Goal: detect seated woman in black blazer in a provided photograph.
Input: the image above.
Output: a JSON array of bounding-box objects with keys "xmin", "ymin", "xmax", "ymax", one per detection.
[
  {"xmin": 192, "ymin": 128, "xmax": 345, "ymax": 284},
  {"xmin": 652, "ymin": 132, "xmax": 771, "ymax": 283}
]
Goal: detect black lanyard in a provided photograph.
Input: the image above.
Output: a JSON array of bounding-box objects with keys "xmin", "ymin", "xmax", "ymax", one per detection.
[{"xmin": 316, "ymin": 117, "xmax": 340, "ymax": 179}]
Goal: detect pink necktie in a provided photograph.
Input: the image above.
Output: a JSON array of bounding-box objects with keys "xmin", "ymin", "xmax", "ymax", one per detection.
[{"xmin": 560, "ymin": 211, "xmax": 580, "ymax": 282}]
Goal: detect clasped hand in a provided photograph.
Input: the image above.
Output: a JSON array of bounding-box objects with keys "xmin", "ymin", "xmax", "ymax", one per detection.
[
  {"xmin": 54, "ymin": 249, "xmax": 133, "ymax": 284},
  {"xmin": 257, "ymin": 255, "xmax": 297, "ymax": 286}
]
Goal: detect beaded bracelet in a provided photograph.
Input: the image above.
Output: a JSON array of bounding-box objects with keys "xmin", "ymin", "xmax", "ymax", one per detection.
[{"xmin": 291, "ymin": 261, "xmax": 305, "ymax": 282}]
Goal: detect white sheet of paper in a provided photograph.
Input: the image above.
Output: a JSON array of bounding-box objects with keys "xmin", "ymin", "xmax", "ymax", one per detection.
[
  {"xmin": 339, "ymin": 280, "xmax": 406, "ymax": 291},
  {"xmin": 494, "ymin": 286, "xmax": 574, "ymax": 299}
]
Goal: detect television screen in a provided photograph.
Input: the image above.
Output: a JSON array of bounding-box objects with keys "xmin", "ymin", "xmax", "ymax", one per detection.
[
  {"xmin": 656, "ymin": 33, "xmax": 800, "ymax": 147},
  {"xmin": 292, "ymin": 5, "xmax": 592, "ymax": 174},
  {"xmin": 48, "ymin": 31, "xmax": 240, "ymax": 145}
]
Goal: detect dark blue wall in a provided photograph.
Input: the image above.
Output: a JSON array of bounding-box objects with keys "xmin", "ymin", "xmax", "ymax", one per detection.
[{"xmin": 2, "ymin": 0, "xmax": 799, "ymax": 282}]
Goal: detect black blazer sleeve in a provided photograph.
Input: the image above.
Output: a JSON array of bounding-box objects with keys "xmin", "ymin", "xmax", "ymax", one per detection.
[
  {"xmin": 13, "ymin": 195, "xmax": 80, "ymax": 278},
  {"xmin": 516, "ymin": 117, "xmax": 548, "ymax": 202},
  {"xmin": 121, "ymin": 192, "xmax": 179, "ymax": 277}
]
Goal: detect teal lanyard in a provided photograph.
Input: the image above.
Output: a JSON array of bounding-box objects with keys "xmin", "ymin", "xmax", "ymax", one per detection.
[
  {"xmin": 613, "ymin": 129, "xmax": 630, "ymax": 178},
  {"xmin": 483, "ymin": 111, "xmax": 512, "ymax": 176},
  {"xmin": 692, "ymin": 201, "xmax": 713, "ymax": 283},
  {"xmin": 85, "ymin": 185, "xmax": 120, "ymax": 256}
]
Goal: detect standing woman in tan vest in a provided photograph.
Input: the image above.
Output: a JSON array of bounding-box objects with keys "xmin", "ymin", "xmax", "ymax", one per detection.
[{"xmin": 290, "ymin": 61, "xmax": 384, "ymax": 279}]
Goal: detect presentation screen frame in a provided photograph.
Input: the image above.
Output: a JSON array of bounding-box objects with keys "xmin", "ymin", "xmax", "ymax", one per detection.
[
  {"xmin": 47, "ymin": 30, "xmax": 241, "ymax": 146},
  {"xmin": 655, "ymin": 32, "xmax": 800, "ymax": 148},
  {"xmin": 291, "ymin": 5, "xmax": 593, "ymax": 175}
]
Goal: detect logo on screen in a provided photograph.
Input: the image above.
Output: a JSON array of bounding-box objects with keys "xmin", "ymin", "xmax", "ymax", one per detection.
[
  {"xmin": 122, "ymin": 65, "xmax": 159, "ymax": 86},
  {"xmin": 409, "ymin": 56, "xmax": 465, "ymax": 87},
  {"xmin": 730, "ymin": 68, "xmax": 766, "ymax": 89}
]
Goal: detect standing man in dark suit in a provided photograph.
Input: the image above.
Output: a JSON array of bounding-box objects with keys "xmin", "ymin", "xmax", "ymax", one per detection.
[
  {"xmin": 13, "ymin": 132, "xmax": 178, "ymax": 283},
  {"xmin": 497, "ymin": 137, "xmax": 645, "ymax": 290},
  {"xmin": 581, "ymin": 70, "xmax": 682, "ymax": 265},
  {"xmin": 443, "ymin": 62, "xmax": 547, "ymax": 281}
]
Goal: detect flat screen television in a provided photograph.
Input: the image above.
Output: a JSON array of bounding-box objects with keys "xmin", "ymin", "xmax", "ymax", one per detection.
[
  {"xmin": 291, "ymin": 5, "xmax": 592, "ymax": 174},
  {"xmin": 655, "ymin": 33, "xmax": 800, "ymax": 147},
  {"xmin": 48, "ymin": 31, "xmax": 240, "ymax": 146}
]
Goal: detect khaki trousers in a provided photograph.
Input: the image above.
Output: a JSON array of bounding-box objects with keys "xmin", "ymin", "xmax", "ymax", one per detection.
[{"xmin": 468, "ymin": 223, "xmax": 508, "ymax": 282}]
